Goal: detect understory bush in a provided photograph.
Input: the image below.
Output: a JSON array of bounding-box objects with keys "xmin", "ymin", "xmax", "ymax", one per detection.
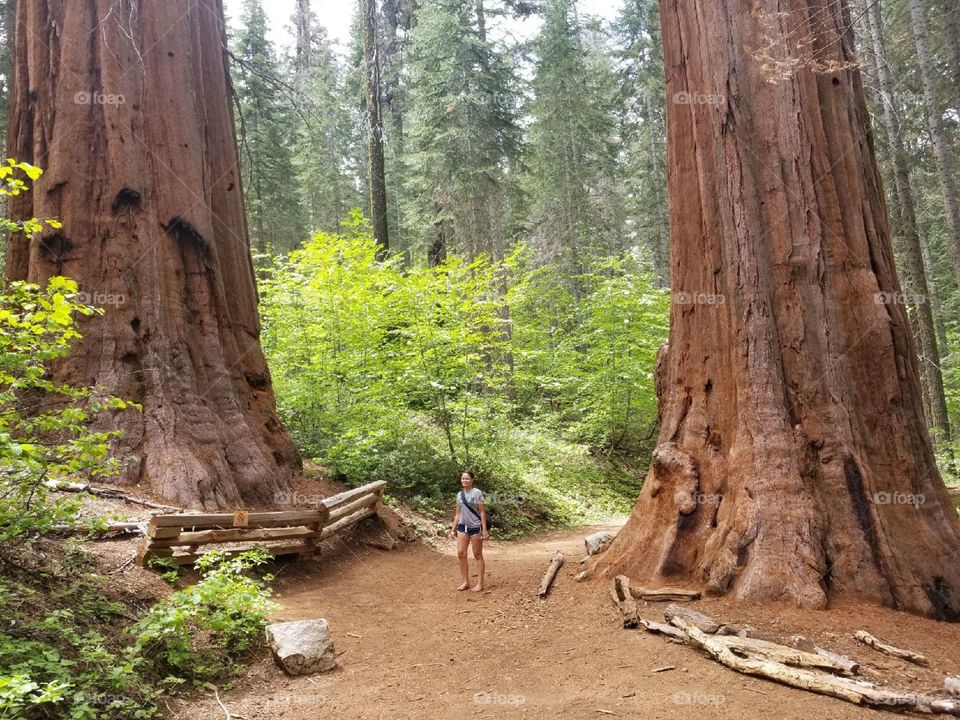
[
  {"xmin": 259, "ymin": 215, "xmax": 668, "ymax": 529},
  {"xmin": 0, "ymin": 202, "xmax": 278, "ymax": 718}
]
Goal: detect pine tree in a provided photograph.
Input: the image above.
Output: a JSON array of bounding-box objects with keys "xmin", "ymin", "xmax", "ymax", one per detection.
[
  {"xmin": 232, "ymin": 0, "xmax": 304, "ymax": 255},
  {"xmin": 290, "ymin": 5, "xmax": 364, "ymax": 236},
  {"xmin": 613, "ymin": 0, "xmax": 669, "ymax": 286},
  {"xmin": 363, "ymin": 0, "xmax": 390, "ymax": 253},
  {"xmin": 405, "ymin": 0, "xmax": 519, "ymax": 261},
  {"xmin": 525, "ymin": 0, "xmax": 621, "ymax": 280}
]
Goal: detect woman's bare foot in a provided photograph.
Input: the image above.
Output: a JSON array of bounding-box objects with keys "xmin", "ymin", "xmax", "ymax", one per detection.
[
  {"xmin": 457, "ymin": 582, "xmax": 470, "ymax": 591},
  {"xmin": 472, "ymin": 583, "xmax": 484, "ymax": 592}
]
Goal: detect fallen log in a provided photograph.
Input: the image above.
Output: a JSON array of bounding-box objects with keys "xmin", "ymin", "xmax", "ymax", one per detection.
[
  {"xmin": 854, "ymin": 630, "xmax": 929, "ymax": 666},
  {"xmin": 947, "ymin": 676, "xmax": 960, "ymax": 697},
  {"xmin": 671, "ymin": 618, "xmax": 960, "ymax": 716},
  {"xmin": 49, "ymin": 522, "xmax": 145, "ymax": 537},
  {"xmin": 609, "ymin": 576, "xmax": 640, "ymax": 628},
  {"xmin": 43, "ymin": 480, "xmax": 181, "ymax": 511},
  {"xmin": 663, "ymin": 604, "xmax": 721, "ymax": 634},
  {"xmin": 638, "ymin": 616, "xmax": 689, "ymax": 642},
  {"xmin": 788, "ymin": 636, "xmax": 860, "ymax": 676},
  {"xmin": 537, "ymin": 551, "xmax": 564, "ymax": 598},
  {"xmin": 716, "ymin": 634, "xmax": 859, "ymax": 676},
  {"xmin": 630, "ymin": 586, "xmax": 700, "ymax": 602}
]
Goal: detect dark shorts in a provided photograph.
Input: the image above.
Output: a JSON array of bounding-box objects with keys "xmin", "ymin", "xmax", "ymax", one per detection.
[{"xmin": 456, "ymin": 523, "xmax": 482, "ymax": 537}]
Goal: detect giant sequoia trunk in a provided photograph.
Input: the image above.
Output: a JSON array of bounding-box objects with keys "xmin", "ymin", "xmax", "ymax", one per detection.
[
  {"xmin": 600, "ymin": 0, "xmax": 960, "ymax": 618},
  {"xmin": 5, "ymin": 0, "xmax": 300, "ymax": 509}
]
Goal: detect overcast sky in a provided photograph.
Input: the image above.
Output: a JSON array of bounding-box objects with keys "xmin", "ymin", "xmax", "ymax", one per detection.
[{"xmin": 223, "ymin": 0, "xmax": 625, "ymax": 55}]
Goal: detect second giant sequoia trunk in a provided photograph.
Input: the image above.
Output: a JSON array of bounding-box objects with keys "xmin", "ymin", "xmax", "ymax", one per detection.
[
  {"xmin": 6, "ymin": 0, "xmax": 300, "ymax": 508},
  {"xmin": 600, "ymin": 0, "xmax": 960, "ymax": 618}
]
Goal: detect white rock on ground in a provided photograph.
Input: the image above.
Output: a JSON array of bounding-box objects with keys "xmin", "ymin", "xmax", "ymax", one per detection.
[
  {"xmin": 584, "ymin": 531, "xmax": 615, "ymax": 556},
  {"xmin": 266, "ymin": 619, "xmax": 337, "ymax": 675}
]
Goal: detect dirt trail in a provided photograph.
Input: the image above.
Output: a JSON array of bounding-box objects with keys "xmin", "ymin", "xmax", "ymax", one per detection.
[{"xmin": 169, "ymin": 523, "xmax": 960, "ymax": 720}]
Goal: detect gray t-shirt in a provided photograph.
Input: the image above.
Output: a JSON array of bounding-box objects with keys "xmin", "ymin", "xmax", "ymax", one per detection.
[{"xmin": 457, "ymin": 488, "xmax": 485, "ymax": 529}]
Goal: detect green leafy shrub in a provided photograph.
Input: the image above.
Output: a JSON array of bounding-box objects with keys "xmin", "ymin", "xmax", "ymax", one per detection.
[
  {"xmin": 132, "ymin": 548, "xmax": 278, "ymax": 683},
  {"xmin": 0, "ymin": 574, "xmax": 157, "ymax": 720},
  {"xmin": 0, "ymin": 275, "xmax": 137, "ymax": 549},
  {"xmin": 259, "ymin": 218, "xmax": 667, "ymax": 529}
]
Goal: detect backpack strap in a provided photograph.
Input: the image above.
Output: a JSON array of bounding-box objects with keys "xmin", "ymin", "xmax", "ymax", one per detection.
[{"xmin": 459, "ymin": 490, "xmax": 483, "ymax": 524}]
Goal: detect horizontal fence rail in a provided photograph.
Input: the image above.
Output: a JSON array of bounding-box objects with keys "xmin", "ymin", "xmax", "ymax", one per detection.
[{"xmin": 138, "ymin": 480, "xmax": 387, "ymax": 567}]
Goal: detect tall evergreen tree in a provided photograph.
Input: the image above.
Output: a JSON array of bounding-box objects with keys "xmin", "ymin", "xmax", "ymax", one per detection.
[
  {"xmin": 233, "ymin": 0, "xmax": 304, "ymax": 255},
  {"xmin": 405, "ymin": 0, "xmax": 519, "ymax": 261},
  {"xmin": 613, "ymin": 0, "xmax": 669, "ymax": 286},
  {"xmin": 525, "ymin": 0, "xmax": 620, "ymax": 280},
  {"xmin": 291, "ymin": 6, "xmax": 364, "ymax": 236},
  {"xmin": 363, "ymin": 0, "xmax": 390, "ymax": 253},
  {"xmin": 858, "ymin": 0, "xmax": 951, "ymax": 445}
]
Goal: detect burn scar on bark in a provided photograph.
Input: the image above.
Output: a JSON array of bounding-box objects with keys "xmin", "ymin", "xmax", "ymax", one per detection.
[
  {"xmin": 38, "ymin": 233, "xmax": 74, "ymax": 273},
  {"xmin": 922, "ymin": 577, "xmax": 959, "ymax": 621},
  {"xmin": 111, "ymin": 187, "xmax": 141, "ymax": 213},
  {"xmin": 842, "ymin": 454, "xmax": 883, "ymax": 570},
  {"xmin": 163, "ymin": 216, "xmax": 209, "ymax": 255}
]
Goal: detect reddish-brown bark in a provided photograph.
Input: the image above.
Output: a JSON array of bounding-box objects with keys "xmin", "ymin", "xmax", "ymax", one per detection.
[
  {"xmin": 5, "ymin": 0, "xmax": 300, "ymax": 509},
  {"xmin": 600, "ymin": 0, "xmax": 960, "ymax": 618}
]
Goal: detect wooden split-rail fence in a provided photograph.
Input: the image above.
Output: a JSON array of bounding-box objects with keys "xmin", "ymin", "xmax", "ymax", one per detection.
[{"xmin": 138, "ymin": 480, "xmax": 386, "ymax": 567}]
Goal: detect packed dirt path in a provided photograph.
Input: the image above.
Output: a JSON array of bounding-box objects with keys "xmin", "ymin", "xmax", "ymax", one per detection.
[{"xmin": 169, "ymin": 523, "xmax": 960, "ymax": 719}]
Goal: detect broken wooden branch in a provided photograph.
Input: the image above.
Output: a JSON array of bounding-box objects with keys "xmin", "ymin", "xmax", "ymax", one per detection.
[
  {"xmin": 671, "ymin": 618, "xmax": 959, "ymax": 716},
  {"xmin": 663, "ymin": 603, "xmax": 721, "ymax": 634},
  {"xmin": 537, "ymin": 551, "xmax": 564, "ymax": 598},
  {"xmin": 49, "ymin": 522, "xmax": 146, "ymax": 537},
  {"xmin": 637, "ymin": 615, "xmax": 689, "ymax": 642},
  {"xmin": 44, "ymin": 480, "xmax": 181, "ymax": 511},
  {"xmin": 609, "ymin": 576, "xmax": 640, "ymax": 628},
  {"xmin": 629, "ymin": 585, "xmax": 700, "ymax": 602},
  {"xmin": 788, "ymin": 636, "xmax": 860, "ymax": 676},
  {"xmin": 854, "ymin": 630, "xmax": 929, "ymax": 666},
  {"xmin": 714, "ymin": 634, "xmax": 859, "ymax": 676}
]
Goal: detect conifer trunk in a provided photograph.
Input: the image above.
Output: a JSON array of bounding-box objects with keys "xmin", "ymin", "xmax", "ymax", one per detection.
[
  {"xmin": 600, "ymin": 0, "xmax": 960, "ymax": 619},
  {"xmin": 5, "ymin": 0, "xmax": 300, "ymax": 509}
]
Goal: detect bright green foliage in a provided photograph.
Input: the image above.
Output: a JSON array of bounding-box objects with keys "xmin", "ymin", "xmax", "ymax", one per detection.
[
  {"xmin": 132, "ymin": 548, "xmax": 278, "ymax": 683},
  {"xmin": 260, "ymin": 219, "xmax": 669, "ymax": 527},
  {"xmin": 0, "ymin": 160, "xmax": 62, "ymax": 241},
  {"xmin": 509, "ymin": 250, "xmax": 669, "ymax": 454},
  {"xmin": 0, "ymin": 566, "xmax": 157, "ymax": 720},
  {"xmin": 0, "ymin": 276, "xmax": 134, "ymax": 548},
  {"xmin": 0, "ymin": 548, "xmax": 277, "ymax": 719}
]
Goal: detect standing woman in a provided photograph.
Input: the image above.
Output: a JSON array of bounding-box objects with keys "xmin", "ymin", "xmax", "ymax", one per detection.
[{"xmin": 449, "ymin": 470, "xmax": 488, "ymax": 591}]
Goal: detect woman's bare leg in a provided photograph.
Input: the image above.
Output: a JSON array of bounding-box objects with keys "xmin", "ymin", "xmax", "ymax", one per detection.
[
  {"xmin": 471, "ymin": 535, "xmax": 485, "ymax": 591},
  {"xmin": 457, "ymin": 531, "xmax": 470, "ymax": 590}
]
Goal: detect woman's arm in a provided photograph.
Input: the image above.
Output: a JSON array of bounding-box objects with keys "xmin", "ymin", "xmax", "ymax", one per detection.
[
  {"xmin": 450, "ymin": 505, "xmax": 461, "ymax": 537},
  {"xmin": 478, "ymin": 501, "xmax": 488, "ymax": 538}
]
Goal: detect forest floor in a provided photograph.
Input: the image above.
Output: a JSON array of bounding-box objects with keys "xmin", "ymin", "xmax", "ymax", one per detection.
[{"xmin": 158, "ymin": 520, "xmax": 960, "ymax": 720}]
